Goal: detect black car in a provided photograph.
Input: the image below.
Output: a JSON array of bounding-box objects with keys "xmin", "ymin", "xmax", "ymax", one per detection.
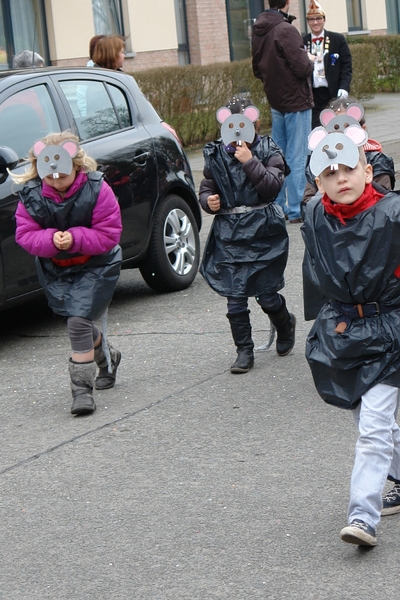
[{"xmin": 0, "ymin": 67, "xmax": 201, "ymax": 311}]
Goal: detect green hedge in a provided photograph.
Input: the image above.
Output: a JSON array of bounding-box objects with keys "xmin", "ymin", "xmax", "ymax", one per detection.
[
  {"xmin": 348, "ymin": 35, "xmax": 400, "ymax": 92},
  {"xmin": 129, "ymin": 38, "xmax": 391, "ymax": 147},
  {"xmin": 134, "ymin": 60, "xmax": 268, "ymax": 147}
]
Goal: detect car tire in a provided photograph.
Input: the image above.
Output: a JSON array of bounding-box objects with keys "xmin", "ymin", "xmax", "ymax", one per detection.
[{"xmin": 139, "ymin": 194, "xmax": 200, "ymax": 293}]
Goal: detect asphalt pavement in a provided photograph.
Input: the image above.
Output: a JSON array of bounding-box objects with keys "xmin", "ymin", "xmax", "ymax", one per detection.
[{"xmin": 1, "ymin": 93, "xmax": 400, "ymax": 600}]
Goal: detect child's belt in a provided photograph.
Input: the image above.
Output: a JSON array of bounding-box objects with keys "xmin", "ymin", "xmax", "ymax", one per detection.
[
  {"xmin": 331, "ymin": 300, "xmax": 400, "ymax": 333},
  {"xmin": 217, "ymin": 203, "xmax": 270, "ymax": 214},
  {"xmin": 51, "ymin": 254, "xmax": 92, "ymax": 267}
]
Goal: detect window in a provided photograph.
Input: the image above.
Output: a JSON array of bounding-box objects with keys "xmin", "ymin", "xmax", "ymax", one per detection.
[
  {"xmin": 226, "ymin": 0, "xmax": 265, "ymax": 61},
  {"xmin": 385, "ymin": 0, "xmax": 400, "ymax": 33},
  {"xmin": 0, "ymin": 6, "xmax": 7, "ymax": 70},
  {"xmin": 92, "ymin": 0, "xmax": 124, "ymax": 35},
  {"xmin": 346, "ymin": 0, "xmax": 363, "ymax": 31},
  {"xmin": 0, "ymin": 0, "xmax": 48, "ymax": 69},
  {"xmin": 226, "ymin": 0, "xmax": 252, "ymax": 61},
  {"xmin": 0, "ymin": 85, "xmax": 59, "ymax": 159},
  {"xmin": 299, "ymin": 0, "xmax": 308, "ymax": 36},
  {"xmin": 174, "ymin": 0, "xmax": 190, "ymax": 65},
  {"xmin": 59, "ymin": 80, "xmax": 131, "ymax": 140}
]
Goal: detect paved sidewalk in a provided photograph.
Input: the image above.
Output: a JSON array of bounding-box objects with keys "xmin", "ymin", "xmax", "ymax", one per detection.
[
  {"xmin": 363, "ymin": 93, "xmax": 400, "ymax": 184},
  {"xmin": 187, "ymin": 92, "xmax": 400, "ymax": 190}
]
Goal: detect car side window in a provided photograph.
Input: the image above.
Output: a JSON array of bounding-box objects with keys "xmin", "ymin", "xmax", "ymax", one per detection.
[
  {"xmin": 59, "ymin": 80, "xmax": 131, "ymax": 141},
  {"xmin": 107, "ymin": 84, "xmax": 131, "ymax": 129},
  {"xmin": 0, "ymin": 85, "xmax": 60, "ymax": 160}
]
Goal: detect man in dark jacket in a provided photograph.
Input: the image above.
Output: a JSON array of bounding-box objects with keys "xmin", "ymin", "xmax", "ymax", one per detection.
[
  {"xmin": 252, "ymin": 0, "xmax": 314, "ymax": 222},
  {"xmin": 303, "ymin": 0, "xmax": 352, "ymax": 128}
]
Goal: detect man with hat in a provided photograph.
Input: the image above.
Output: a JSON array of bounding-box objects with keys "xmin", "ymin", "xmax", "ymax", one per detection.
[{"xmin": 303, "ymin": 0, "xmax": 352, "ymax": 128}]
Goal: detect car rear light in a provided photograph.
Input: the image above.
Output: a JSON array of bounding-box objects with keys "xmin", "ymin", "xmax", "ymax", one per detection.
[{"xmin": 161, "ymin": 121, "xmax": 182, "ymax": 146}]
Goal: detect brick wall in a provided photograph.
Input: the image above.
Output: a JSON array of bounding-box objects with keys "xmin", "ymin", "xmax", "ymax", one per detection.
[
  {"xmin": 125, "ymin": 50, "xmax": 179, "ymax": 72},
  {"xmin": 262, "ymin": 0, "xmax": 303, "ymax": 32},
  {"xmin": 53, "ymin": 50, "xmax": 179, "ymax": 71},
  {"xmin": 185, "ymin": 0, "xmax": 230, "ymax": 64}
]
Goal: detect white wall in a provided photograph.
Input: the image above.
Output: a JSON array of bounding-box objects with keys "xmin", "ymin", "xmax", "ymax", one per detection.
[
  {"xmin": 363, "ymin": 0, "xmax": 387, "ymax": 31},
  {"xmin": 125, "ymin": 0, "xmax": 178, "ymax": 53},
  {"xmin": 45, "ymin": 0, "xmax": 95, "ymax": 60}
]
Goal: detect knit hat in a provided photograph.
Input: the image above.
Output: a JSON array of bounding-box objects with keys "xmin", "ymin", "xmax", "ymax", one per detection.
[{"xmin": 307, "ymin": 0, "xmax": 325, "ymax": 18}]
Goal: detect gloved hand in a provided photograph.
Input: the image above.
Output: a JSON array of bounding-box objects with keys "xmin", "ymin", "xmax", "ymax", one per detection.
[{"xmin": 337, "ymin": 89, "xmax": 349, "ymax": 99}]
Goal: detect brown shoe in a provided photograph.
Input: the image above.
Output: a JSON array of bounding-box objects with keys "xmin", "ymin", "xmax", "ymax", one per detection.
[{"xmin": 289, "ymin": 218, "xmax": 302, "ymax": 224}]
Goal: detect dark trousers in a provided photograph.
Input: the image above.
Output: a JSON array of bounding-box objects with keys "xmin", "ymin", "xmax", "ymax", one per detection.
[
  {"xmin": 227, "ymin": 293, "xmax": 283, "ymax": 315},
  {"xmin": 312, "ymin": 86, "xmax": 332, "ymax": 129}
]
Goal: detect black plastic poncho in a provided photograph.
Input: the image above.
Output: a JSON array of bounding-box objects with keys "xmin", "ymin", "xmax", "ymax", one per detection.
[
  {"xmin": 302, "ymin": 192, "xmax": 400, "ymax": 409},
  {"xmin": 199, "ymin": 136, "xmax": 288, "ymax": 298}
]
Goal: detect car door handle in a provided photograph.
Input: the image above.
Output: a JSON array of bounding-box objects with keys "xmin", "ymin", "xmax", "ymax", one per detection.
[{"xmin": 132, "ymin": 151, "xmax": 150, "ymax": 165}]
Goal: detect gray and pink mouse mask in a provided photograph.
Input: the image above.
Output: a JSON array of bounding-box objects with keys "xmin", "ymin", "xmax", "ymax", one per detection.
[
  {"xmin": 33, "ymin": 139, "xmax": 79, "ymax": 179},
  {"xmin": 216, "ymin": 104, "xmax": 259, "ymax": 147}
]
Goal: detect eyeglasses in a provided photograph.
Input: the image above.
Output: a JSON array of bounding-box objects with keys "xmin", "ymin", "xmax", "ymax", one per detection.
[{"xmin": 307, "ymin": 16, "xmax": 324, "ymax": 22}]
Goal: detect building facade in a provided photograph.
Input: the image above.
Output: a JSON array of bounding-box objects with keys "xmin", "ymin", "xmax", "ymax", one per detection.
[{"xmin": 0, "ymin": 0, "xmax": 395, "ymax": 72}]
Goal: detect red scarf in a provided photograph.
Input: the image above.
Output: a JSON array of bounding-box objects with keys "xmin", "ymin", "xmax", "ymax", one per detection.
[{"xmin": 321, "ymin": 183, "xmax": 384, "ymax": 225}]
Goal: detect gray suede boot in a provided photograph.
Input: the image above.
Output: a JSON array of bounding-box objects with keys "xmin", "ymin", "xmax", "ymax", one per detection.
[
  {"xmin": 69, "ymin": 359, "xmax": 97, "ymax": 415},
  {"xmin": 94, "ymin": 341, "xmax": 121, "ymax": 390}
]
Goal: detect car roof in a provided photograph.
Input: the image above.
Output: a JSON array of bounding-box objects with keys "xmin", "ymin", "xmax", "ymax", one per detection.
[
  {"xmin": 0, "ymin": 65, "xmax": 162, "ymax": 131},
  {"xmin": 0, "ymin": 66, "xmax": 132, "ymax": 83}
]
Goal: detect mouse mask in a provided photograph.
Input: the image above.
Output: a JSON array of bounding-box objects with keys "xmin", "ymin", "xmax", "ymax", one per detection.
[
  {"xmin": 319, "ymin": 102, "xmax": 365, "ymax": 134},
  {"xmin": 308, "ymin": 125, "xmax": 368, "ymax": 177},
  {"xmin": 216, "ymin": 105, "xmax": 259, "ymax": 147},
  {"xmin": 33, "ymin": 139, "xmax": 79, "ymax": 179}
]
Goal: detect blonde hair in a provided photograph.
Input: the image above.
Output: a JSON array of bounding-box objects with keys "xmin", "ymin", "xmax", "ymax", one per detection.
[
  {"xmin": 358, "ymin": 146, "xmax": 367, "ymax": 165},
  {"xmin": 92, "ymin": 35, "xmax": 125, "ymax": 70},
  {"xmin": 11, "ymin": 131, "xmax": 97, "ymax": 184}
]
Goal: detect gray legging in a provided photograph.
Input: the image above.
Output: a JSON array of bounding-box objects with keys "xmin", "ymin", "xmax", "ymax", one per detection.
[{"xmin": 67, "ymin": 316, "xmax": 100, "ymax": 354}]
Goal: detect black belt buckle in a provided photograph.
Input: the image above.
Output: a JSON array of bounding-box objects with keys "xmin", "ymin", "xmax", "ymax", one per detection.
[{"xmin": 366, "ymin": 301, "xmax": 380, "ymax": 316}]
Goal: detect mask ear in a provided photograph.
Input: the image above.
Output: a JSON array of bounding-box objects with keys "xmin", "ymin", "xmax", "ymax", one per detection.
[
  {"xmin": 243, "ymin": 106, "xmax": 259, "ymax": 122},
  {"xmin": 344, "ymin": 124, "xmax": 368, "ymax": 146},
  {"xmin": 32, "ymin": 140, "xmax": 46, "ymax": 157},
  {"xmin": 308, "ymin": 127, "xmax": 327, "ymax": 150},
  {"xmin": 346, "ymin": 103, "xmax": 364, "ymax": 122},
  {"xmin": 216, "ymin": 107, "xmax": 232, "ymax": 124},
  {"xmin": 320, "ymin": 109, "xmax": 336, "ymax": 127},
  {"xmin": 61, "ymin": 140, "xmax": 79, "ymax": 158}
]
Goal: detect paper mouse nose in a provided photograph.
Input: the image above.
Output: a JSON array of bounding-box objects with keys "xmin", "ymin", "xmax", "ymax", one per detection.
[{"xmin": 323, "ymin": 147, "xmax": 337, "ymax": 159}]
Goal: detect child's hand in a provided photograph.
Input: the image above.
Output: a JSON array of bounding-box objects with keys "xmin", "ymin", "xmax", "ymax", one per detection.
[
  {"xmin": 234, "ymin": 141, "xmax": 252, "ymax": 164},
  {"xmin": 53, "ymin": 231, "xmax": 73, "ymax": 251},
  {"xmin": 207, "ymin": 194, "xmax": 221, "ymax": 212}
]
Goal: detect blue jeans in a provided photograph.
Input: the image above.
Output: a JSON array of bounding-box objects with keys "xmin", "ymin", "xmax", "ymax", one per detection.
[
  {"xmin": 348, "ymin": 383, "xmax": 400, "ymax": 529},
  {"xmin": 271, "ymin": 108, "xmax": 312, "ymax": 221}
]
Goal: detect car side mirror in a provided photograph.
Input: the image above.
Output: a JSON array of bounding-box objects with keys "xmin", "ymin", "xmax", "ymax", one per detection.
[{"xmin": 0, "ymin": 146, "xmax": 19, "ymax": 184}]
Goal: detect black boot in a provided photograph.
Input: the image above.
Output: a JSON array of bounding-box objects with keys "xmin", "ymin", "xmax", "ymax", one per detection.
[
  {"xmin": 69, "ymin": 359, "xmax": 97, "ymax": 415},
  {"xmin": 263, "ymin": 301, "xmax": 296, "ymax": 357},
  {"xmin": 227, "ymin": 311, "xmax": 254, "ymax": 374},
  {"xmin": 94, "ymin": 340, "xmax": 121, "ymax": 390}
]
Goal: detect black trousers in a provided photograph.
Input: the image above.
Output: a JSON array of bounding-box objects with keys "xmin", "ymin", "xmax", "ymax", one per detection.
[{"xmin": 312, "ymin": 86, "xmax": 332, "ymax": 129}]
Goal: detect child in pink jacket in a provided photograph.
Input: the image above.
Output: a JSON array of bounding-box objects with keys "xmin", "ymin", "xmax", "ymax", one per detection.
[{"xmin": 14, "ymin": 131, "xmax": 122, "ymax": 416}]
